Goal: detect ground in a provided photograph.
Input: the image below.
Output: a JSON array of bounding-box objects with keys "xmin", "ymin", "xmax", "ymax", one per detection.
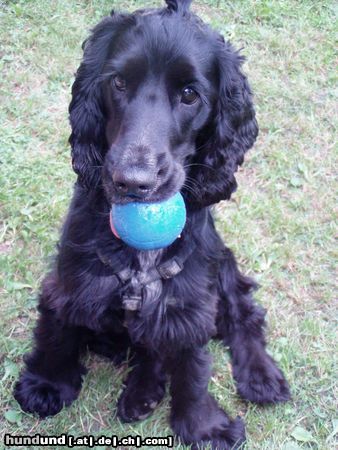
[{"xmin": 0, "ymin": 1, "xmax": 336, "ymax": 449}]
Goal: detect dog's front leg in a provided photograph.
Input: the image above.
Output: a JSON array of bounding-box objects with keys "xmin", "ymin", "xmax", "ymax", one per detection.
[
  {"xmin": 14, "ymin": 303, "xmax": 86, "ymax": 418},
  {"xmin": 169, "ymin": 347, "xmax": 245, "ymax": 450},
  {"xmin": 117, "ymin": 346, "xmax": 166, "ymax": 422}
]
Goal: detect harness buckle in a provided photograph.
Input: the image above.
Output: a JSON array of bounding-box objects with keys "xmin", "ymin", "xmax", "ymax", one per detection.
[
  {"xmin": 158, "ymin": 257, "xmax": 183, "ymax": 279},
  {"xmin": 122, "ymin": 294, "xmax": 142, "ymax": 311}
]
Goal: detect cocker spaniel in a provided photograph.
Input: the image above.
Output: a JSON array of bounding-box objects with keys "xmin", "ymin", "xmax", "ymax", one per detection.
[{"xmin": 14, "ymin": 0, "xmax": 290, "ymax": 448}]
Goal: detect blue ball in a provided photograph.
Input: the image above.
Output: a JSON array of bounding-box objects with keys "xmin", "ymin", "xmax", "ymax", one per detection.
[{"xmin": 110, "ymin": 192, "xmax": 186, "ymax": 250}]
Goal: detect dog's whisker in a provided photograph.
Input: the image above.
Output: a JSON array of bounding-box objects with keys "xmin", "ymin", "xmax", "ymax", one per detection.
[
  {"xmin": 184, "ymin": 162, "xmax": 218, "ymax": 174},
  {"xmin": 182, "ymin": 181, "xmax": 199, "ymax": 198},
  {"xmin": 194, "ymin": 141, "xmax": 211, "ymax": 152},
  {"xmin": 185, "ymin": 176, "xmax": 203, "ymax": 190}
]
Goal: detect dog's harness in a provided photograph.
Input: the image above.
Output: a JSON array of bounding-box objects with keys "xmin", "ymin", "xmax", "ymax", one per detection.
[{"xmin": 97, "ymin": 239, "xmax": 196, "ymax": 312}]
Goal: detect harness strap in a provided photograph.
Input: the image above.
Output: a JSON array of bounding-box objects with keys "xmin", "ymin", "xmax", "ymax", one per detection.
[{"xmin": 97, "ymin": 238, "xmax": 196, "ymax": 312}]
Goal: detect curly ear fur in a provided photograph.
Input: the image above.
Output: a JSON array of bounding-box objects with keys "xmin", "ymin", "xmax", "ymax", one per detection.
[
  {"xmin": 189, "ymin": 41, "xmax": 258, "ymax": 208},
  {"xmin": 69, "ymin": 14, "xmax": 127, "ymax": 190}
]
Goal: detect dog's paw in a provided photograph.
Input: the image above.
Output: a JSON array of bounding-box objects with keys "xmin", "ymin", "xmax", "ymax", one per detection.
[
  {"xmin": 234, "ymin": 353, "xmax": 291, "ymax": 404},
  {"xmin": 171, "ymin": 395, "xmax": 245, "ymax": 450},
  {"xmin": 117, "ymin": 376, "xmax": 165, "ymax": 423},
  {"xmin": 14, "ymin": 370, "xmax": 82, "ymax": 418}
]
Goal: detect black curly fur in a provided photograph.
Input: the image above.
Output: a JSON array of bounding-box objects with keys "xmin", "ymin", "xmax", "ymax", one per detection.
[{"xmin": 14, "ymin": 1, "xmax": 290, "ymax": 448}]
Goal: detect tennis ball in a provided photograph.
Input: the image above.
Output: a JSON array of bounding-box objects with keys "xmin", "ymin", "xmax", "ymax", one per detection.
[{"xmin": 110, "ymin": 192, "xmax": 186, "ymax": 250}]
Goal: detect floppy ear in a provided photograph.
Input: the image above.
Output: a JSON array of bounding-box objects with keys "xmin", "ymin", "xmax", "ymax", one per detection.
[
  {"xmin": 188, "ymin": 41, "xmax": 258, "ymax": 208},
  {"xmin": 69, "ymin": 13, "xmax": 126, "ymax": 190}
]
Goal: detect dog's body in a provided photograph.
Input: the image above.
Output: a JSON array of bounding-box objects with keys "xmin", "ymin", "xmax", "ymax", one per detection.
[{"xmin": 14, "ymin": 1, "xmax": 290, "ymax": 448}]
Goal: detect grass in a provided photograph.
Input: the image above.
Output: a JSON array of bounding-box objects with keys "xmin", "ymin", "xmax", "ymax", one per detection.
[{"xmin": 0, "ymin": 0, "xmax": 337, "ymax": 448}]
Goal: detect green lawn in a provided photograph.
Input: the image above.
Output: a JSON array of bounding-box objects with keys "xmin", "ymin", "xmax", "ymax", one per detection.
[{"xmin": 0, "ymin": 0, "xmax": 336, "ymax": 449}]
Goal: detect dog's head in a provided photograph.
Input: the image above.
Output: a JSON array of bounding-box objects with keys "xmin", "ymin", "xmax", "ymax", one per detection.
[{"xmin": 69, "ymin": 0, "xmax": 258, "ymax": 208}]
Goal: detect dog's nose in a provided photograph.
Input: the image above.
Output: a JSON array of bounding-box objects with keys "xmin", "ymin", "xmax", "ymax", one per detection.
[{"xmin": 112, "ymin": 168, "xmax": 157, "ymax": 197}]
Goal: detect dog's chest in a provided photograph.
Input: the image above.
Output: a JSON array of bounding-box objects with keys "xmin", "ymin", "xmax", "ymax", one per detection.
[
  {"xmin": 137, "ymin": 250, "xmax": 164, "ymax": 271},
  {"xmin": 116, "ymin": 250, "xmax": 165, "ymax": 312}
]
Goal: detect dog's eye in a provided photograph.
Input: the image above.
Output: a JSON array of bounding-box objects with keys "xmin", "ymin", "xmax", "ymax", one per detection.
[
  {"xmin": 113, "ymin": 75, "xmax": 126, "ymax": 91},
  {"xmin": 181, "ymin": 87, "xmax": 198, "ymax": 105}
]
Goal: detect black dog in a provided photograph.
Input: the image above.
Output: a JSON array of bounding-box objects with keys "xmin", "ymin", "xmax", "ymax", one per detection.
[{"xmin": 14, "ymin": 1, "xmax": 290, "ymax": 448}]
